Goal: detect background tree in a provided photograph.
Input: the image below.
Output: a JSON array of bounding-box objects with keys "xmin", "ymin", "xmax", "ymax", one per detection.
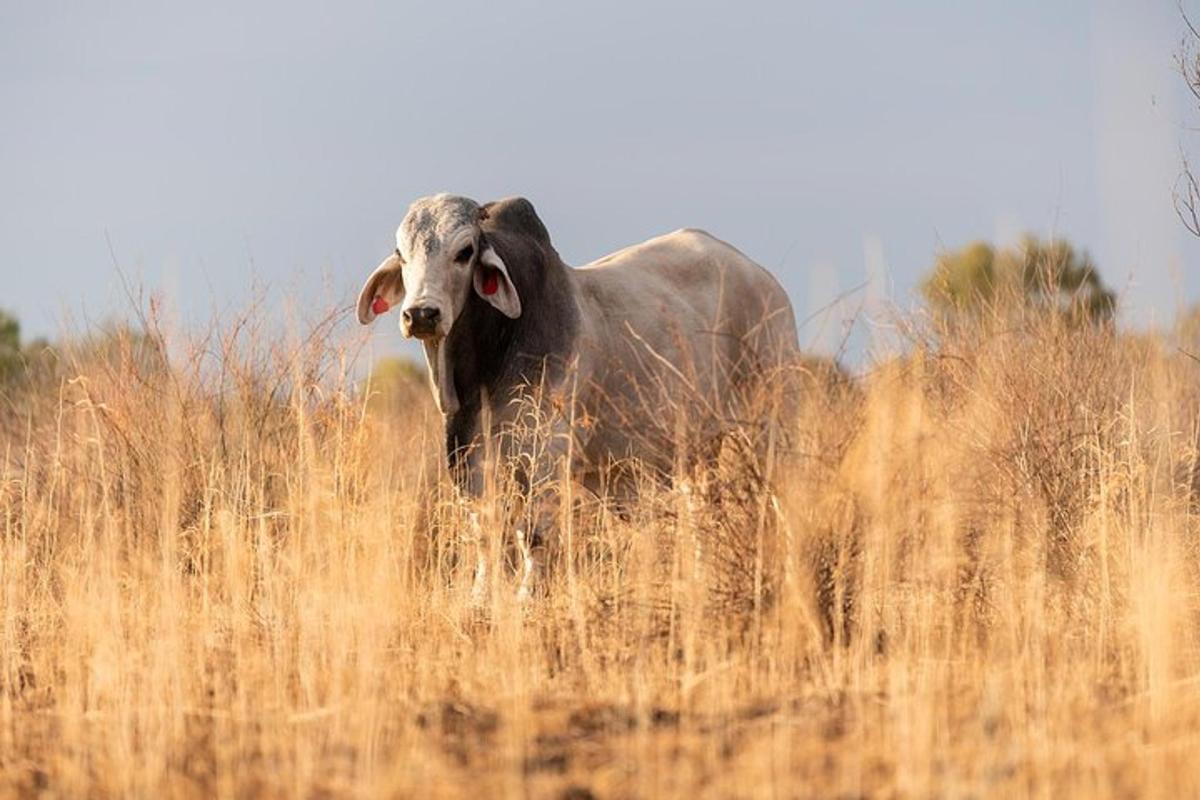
[
  {"xmin": 364, "ymin": 356, "xmax": 428, "ymax": 416},
  {"xmin": 0, "ymin": 310, "xmax": 22, "ymax": 383},
  {"xmin": 920, "ymin": 235, "xmax": 1116, "ymax": 323}
]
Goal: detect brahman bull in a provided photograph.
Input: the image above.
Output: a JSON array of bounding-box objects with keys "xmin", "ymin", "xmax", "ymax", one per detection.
[{"xmin": 357, "ymin": 194, "xmax": 799, "ymax": 598}]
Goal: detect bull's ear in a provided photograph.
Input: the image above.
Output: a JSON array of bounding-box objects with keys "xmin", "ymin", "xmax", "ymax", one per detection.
[
  {"xmin": 474, "ymin": 243, "xmax": 522, "ymax": 319},
  {"xmin": 356, "ymin": 253, "xmax": 405, "ymax": 324}
]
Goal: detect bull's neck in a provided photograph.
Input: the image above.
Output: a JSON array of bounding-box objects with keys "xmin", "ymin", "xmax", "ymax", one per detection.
[
  {"xmin": 440, "ymin": 258, "xmax": 578, "ymax": 483},
  {"xmin": 445, "ymin": 258, "xmax": 578, "ymax": 412}
]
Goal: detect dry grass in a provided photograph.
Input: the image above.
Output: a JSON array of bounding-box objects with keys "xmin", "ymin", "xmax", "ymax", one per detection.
[{"xmin": 2, "ymin": 301, "xmax": 1200, "ymax": 799}]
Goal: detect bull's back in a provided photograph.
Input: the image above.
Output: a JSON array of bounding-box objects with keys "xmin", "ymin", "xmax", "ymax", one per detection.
[{"xmin": 575, "ymin": 228, "xmax": 798, "ymax": 363}]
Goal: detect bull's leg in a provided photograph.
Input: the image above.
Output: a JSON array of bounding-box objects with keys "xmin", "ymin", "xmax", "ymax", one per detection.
[
  {"xmin": 467, "ymin": 508, "xmax": 490, "ymax": 608},
  {"xmin": 512, "ymin": 417, "xmax": 574, "ymax": 602},
  {"xmin": 450, "ymin": 439, "xmax": 493, "ymax": 609},
  {"xmin": 515, "ymin": 525, "xmax": 542, "ymax": 602},
  {"xmin": 513, "ymin": 489, "xmax": 554, "ymax": 603}
]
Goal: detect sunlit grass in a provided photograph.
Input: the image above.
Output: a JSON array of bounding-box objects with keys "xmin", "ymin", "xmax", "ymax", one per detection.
[{"xmin": 2, "ymin": 301, "xmax": 1199, "ymax": 798}]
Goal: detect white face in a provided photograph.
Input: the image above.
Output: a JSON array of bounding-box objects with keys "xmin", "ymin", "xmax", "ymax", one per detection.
[
  {"xmin": 356, "ymin": 194, "xmax": 522, "ymax": 343},
  {"xmin": 395, "ymin": 222, "xmax": 479, "ymax": 340}
]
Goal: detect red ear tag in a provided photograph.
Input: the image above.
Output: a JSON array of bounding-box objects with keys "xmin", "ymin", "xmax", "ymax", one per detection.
[
  {"xmin": 481, "ymin": 270, "xmax": 499, "ymax": 296},
  {"xmin": 372, "ymin": 296, "xmax": 390, "ymax": 315}
]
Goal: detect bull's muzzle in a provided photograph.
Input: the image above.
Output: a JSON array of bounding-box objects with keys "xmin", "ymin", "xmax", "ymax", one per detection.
[{"xmin": 402, "ymin": 305, "xmax": 442, "ymax": 339}]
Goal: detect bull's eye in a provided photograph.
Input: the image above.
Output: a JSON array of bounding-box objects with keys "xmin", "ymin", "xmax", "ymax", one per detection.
[{"xmin": 454, "ymin": 244, "xmax": 475, "ymax": 264}]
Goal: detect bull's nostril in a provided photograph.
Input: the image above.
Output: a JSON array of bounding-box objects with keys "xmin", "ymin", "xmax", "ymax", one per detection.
[{"xmin": 404, "ymin": 306, "xmax": 441, "ymax": 334}]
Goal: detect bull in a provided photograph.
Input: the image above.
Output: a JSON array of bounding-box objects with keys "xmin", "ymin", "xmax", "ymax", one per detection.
[{"xmin": 357, "ymin": 194, "xmax": 800, "ymax": 598}]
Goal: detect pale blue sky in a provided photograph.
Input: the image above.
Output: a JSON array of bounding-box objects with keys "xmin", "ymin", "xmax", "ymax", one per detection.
[{"xmin": 2, "ymin": 1, "xmax": 1197, "ymax": 358}]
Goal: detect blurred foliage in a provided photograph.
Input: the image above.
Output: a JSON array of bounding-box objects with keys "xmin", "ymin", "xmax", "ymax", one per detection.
[
  {"xmin": 71, "ymin": 322, "xmax": 168, "ymax": 377},
  {"xmin": 0, "ymin": 310, "xmax": 166, "ymax": 404},
  {"xmin": 920, "ymin": 235, "xmax": 1116, "ymax": 324},
  {"xmin": 0, "ymin": 310, "xmax": 19, "ymax": 383},
  {"xmin": 1177, "ymin": 303, "xmax": 1200, "ymax": 355},
  {"xmin": 364, "ymin": 356, "xmax": 428, "ymax": 415}
]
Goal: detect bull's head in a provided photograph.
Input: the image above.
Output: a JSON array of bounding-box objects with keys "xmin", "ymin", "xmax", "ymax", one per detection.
[
  {"xmin": 356, "ymin": 194, "xmax": 523, "ymax": 415},
  {"xmin": 356, "ymin": 194, "xmax": 521, "ymax": 336}
]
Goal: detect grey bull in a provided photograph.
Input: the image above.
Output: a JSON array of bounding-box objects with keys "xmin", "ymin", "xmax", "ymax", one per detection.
[{"xmin": 357, "ymin": 194, "xmax": 800, "ymax": 598}]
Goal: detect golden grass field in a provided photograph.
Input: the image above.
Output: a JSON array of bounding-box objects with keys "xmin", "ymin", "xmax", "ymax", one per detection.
[{"xmin": 2, "ymin": 302, "xmax": 1200, "ymax": 798}]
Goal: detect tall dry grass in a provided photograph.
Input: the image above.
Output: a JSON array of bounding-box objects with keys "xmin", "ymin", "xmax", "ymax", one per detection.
[{"xmin": 2, "ymin": 298, "xmax": 1200, "ymax": 798}]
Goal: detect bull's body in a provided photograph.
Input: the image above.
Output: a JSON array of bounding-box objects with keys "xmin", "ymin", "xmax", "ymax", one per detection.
[
  {"xmin": 357, "ymin": 195, "xmax": 800, "ymax": 596},
  {"xmin": 570, "ymin": 227, "xmax": 799, "ymax": 487}
]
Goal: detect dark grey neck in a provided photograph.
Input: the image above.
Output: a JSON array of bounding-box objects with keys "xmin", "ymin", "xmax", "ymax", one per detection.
[{"xmin": 442, "ymin": 234, "xmax": 580, "ymax": 486}]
